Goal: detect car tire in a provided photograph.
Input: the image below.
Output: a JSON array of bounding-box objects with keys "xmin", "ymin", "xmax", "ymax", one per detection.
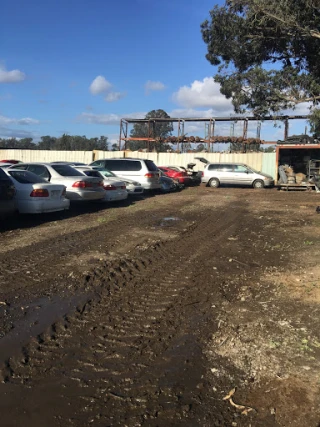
[
  {"xmin": 253, "ymin": 179, "xmax": 264, "ymax": 189},
  {"xmin": 209, "ymin": 178, "xmax": 220, "ymax": 188}
]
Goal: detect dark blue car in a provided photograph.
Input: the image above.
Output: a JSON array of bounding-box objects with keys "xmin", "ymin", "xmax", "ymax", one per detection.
[{"xmin": 0, "ymin": 168, "xmax": 16, "ymax": 218}]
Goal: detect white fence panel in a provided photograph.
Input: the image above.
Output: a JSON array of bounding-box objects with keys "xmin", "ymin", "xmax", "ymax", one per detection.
[
  {"xmin": 0, "ymin": 150, "xmax": 94, "ymax": 163},
  {"xmin": 0, "ymin": 150, "xmax": 276, "ymax": 177}
]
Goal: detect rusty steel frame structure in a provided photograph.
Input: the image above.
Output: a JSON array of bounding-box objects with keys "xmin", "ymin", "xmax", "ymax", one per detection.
[{"xmin": 119, "ymin": 115, "xmax": 309, "ymax": 151}]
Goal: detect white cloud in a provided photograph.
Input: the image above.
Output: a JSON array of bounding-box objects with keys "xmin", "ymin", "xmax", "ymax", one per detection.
[
  {"xmin": 89, "ymin": 76, "xmax": 112, "ymax": 95},
  {"xmin": 172, "ymin": 77, "xmax": 233, "ymax": 112},
  {"xmin": 105, "ymin": 92, "xmax": 126, "ymax": 102},
  {"xmin": 145, "ymin": 80, "xmax": 166, "ymax": 95},
  {"xmin": 78, "ymin": 112, "xmax": 146, "ymax": 125},
  {"xmin": 0, "ymin": 115, "xmax": 40, "ymax": 126},
  {"xmin": 0, "ymin": 127, "xmax": 37, "ymax": 139},
  {"xmin": 0, "ymin": 66, "xmax": 26, "ymax": 83}
]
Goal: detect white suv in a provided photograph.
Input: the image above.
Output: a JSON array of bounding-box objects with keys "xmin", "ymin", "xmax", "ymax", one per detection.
[{"xmin": 89, "ymin": 158, "xmax": 161, "ymax": 190}]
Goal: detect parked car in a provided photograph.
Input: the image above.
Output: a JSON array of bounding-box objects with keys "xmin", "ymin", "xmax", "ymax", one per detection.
[
  {"xmin": 158, "ymin": 166, "xmax": 192, "ymax": 186},
  {"xmin": 161, "ymin": 164, "xmax": 201, "ymax": 186},
  {"xmin": 0, "ymin": 163, "xmax": 16, "ymax": 169},
  {"xmin": 89, "ymin": 158, "xmax": 161, "ymax": 190},
  {"xmin": 6, "ymin": 169, "xmax": 69, "ymax": 214},
  {"xmin": 74, "ymin": 168, "xmax": 128, "ymax": 202},
  {"xmin": 0, "ymin": 167, "xmax": 16, "ymax": 218},
  {"xmin": 0, "ymin": 160, "xmax": 21, "ymax": 165},
  {"xmin": 159, "ymin": 170, "xmax": 184, "ymax": 193},
  {"xmin": 9, "ymin": 163, "xmax": 105, "ymax": 201},
  {"xmin": 200, "ymin": 161, "xmax": 274, "ymax": 188},
  {"xmin": 89, "ymin": 167, "xmax": 144, "ymax": 196}
]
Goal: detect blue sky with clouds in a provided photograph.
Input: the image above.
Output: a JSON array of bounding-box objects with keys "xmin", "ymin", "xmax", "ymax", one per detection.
[{"xmin": 0, "ymin": 0, "xmax": 310, "ymax": 145}]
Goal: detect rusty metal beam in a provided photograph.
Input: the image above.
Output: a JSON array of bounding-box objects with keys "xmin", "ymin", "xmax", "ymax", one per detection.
[{"xmin": 122, "ymin": 115, "xmax": 309, "ymax": 123}]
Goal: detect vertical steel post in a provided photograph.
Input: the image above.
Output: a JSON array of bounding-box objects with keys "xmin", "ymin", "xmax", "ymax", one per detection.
[
  {"xmin": 119, "ymin": 119, "xmax": 123, "ymax": 150},
  {"xmin": 256, "ymin": 121, "xmax": 261, "ymax": 139},
  {"xmin": 147, "ymin": 120, "xmax": 151, "ymax": 152},
  {"xmin": 243, "ymin": 118, "xmax": 248, "ymax": 139},
  {"xmin": 284, "ymin": 117, "xmax": 289, "ymax": 140},
  {"xmin": 212, "ymin": 119, "xmax": 215, "ymax": 152}
]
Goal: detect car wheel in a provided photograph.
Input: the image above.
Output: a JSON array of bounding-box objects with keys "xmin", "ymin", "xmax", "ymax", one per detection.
[
  {"xmin": 253, "ymin": 179, "xmax": 264, "ymax": 189},
  {"xmin": 209, "ymin": 178, "xmax": 220, "ymax": 188}
]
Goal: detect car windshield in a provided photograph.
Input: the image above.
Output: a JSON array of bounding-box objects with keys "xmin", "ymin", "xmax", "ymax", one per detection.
[
  {"xmin": 51, "ymin": 165, "xmax": 84, "ymax": 177},
  {"xmin": 248, "ymin": 166, "xmax": 260, "ymax": 173},
  {"xmin": 8, "ymin": 170, "xmax": 47, "ymax": 184},
  {"xmin": 96, "ymin": 169, "xmax": 116, "ymax": 177}
]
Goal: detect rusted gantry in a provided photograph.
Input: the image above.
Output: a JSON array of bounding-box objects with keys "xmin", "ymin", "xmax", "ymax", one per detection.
[{"xmin": 119, "ymin": 115, "xmax": 309, "ymax": 151}]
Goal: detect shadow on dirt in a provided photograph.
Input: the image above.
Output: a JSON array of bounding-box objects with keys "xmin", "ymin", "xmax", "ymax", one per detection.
[{"xmin": 0, "ymin": 196, "xmax": 145, "ymax": 232}]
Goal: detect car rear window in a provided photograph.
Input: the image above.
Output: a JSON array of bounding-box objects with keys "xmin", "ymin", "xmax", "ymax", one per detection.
[
  {"xmin": 95, "ymin": 168, "xmax": 116, "ymax": 177},
  {"xmin": 8, "ymin": 170, "xmax": 47, "ymax": 184},
  {"xmin": 51, "ymin": 165, "xmax": 84, "ymax": 176},
  {"xmin": 145, "ymin": 160, "xmax": 158, "ymax": 171},
  {"xmin": 104, "ymin": 160, "xmax": 142, "ymax": 171},
  {"xmin": 83, "ymin": 170, "xmax": 102, "ymax": 178}
]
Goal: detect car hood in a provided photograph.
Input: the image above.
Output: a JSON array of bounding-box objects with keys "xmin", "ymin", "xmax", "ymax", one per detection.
[{"xmin": 258, "ymin": 172, "xmax": 273, "ymax": 179}]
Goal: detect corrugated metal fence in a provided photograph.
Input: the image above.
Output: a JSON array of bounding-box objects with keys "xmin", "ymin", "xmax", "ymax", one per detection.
[
  {"xmin": 94, "ymin": 151, "xmax": 277, "ymax": 179},
  {"xmin": 0, "ymin": 150, "xmax": 277, "ymax": 179}
]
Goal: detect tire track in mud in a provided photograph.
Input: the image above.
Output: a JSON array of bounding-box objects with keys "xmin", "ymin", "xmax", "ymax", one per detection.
[{"xmin": 0, "ymin": 205, "xmax": 245, "ymax": 426}]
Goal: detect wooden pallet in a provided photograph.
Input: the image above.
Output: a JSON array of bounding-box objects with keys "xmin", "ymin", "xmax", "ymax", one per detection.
[{"xmin": 276, "ymin": 183, "xmax": 315, "ymax": 191}]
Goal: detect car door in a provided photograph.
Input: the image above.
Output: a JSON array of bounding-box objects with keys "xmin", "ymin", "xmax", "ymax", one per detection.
[
  {"xmin": 232, "ymin": 164, "xmax": 252, "ymax": 185},
  {"xmin": 218, "ymin": 164, "xmax": 234, "ymax": 184}
]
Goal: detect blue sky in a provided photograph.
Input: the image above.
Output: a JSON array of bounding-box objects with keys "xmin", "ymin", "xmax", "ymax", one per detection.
[{"xmin": 0, "ymin": 0, "xmax": 310, "ymax": 146}]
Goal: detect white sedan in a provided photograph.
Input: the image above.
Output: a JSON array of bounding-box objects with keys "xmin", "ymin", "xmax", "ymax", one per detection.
[
  {"xmin": 9, "ymin": 163, "xmax": 105, "ymax": 201},
  {"xmin": 6, "ymin": 169, "xmax": 70, "ymax": 214},
  {"xmin": 91, "ymin": 167, "xmax": 144, "ymax": 196},
  {"xmin": 75, "ymin": 168, "xmax": 128, "ymax": 202}
]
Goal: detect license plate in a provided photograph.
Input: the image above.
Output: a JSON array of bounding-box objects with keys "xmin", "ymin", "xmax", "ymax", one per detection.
[{"xmin": 51, "ymin": 190, "xmax": 60, "ymax": 198}]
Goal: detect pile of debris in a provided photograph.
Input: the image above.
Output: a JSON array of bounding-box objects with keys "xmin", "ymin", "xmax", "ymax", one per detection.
[
  {"xmin": 277, "ymin": 134, "xmax": 317, "ymax": 145},
  {"xmin": 278, "ymin": 165, "xmax": 307, "ymax": 185}
]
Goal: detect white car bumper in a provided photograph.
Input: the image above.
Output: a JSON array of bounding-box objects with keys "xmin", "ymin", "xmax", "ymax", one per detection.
[
  {"xmin": 104, "ymin": 189, "xmax": 128, "ymax": 202},
  {"xmin": 17, "ymin": 198, "xmax": 70, "ymax": 214}
]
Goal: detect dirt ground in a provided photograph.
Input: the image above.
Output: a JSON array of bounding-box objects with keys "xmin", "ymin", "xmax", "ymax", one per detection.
[{"xmin": 1, "ymin": 185, "xmax": 320, "ymax": 427}]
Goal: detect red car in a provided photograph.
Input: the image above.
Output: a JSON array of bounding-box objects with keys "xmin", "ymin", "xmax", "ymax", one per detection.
[
  {"xmin": 158, "ymin": 167, "xmax": 192, "ymax": 185},
  {"xmin": 0, "ymin": 160, "xmax": 21, "ymax": 164}
]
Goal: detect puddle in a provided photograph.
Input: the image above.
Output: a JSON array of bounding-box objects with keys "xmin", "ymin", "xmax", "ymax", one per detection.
[
  {"xmin": 160, "ymin": 217, "xmax": 182, "ymax": 227},
  {"xmin": 163, "ymin": 217, "xmax": 180, "ymax": 221}
]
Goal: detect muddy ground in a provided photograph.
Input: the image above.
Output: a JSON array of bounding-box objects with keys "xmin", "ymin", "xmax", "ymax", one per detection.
[{"xmin": 0, "ymin": 186, "xmax": 320, "ymax": 426}]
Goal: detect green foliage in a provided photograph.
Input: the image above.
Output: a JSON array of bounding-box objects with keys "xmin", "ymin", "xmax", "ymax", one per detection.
[
  {"xmin": 129, "ymin": 109, "xmax": 173, "ymax": 152},
  {"xmin": 201, "ymin": 0, "xmax": 320, "ymax": 133},
  {"xmin": 0, "ymin": 135, "xmax": 109, "ymax": 151},
  {"xmin": 262, "ymin": 146, "xmax": 276, "ymax": 153}
]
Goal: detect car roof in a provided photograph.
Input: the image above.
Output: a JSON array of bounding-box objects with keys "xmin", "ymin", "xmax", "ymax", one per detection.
[
  {"xmin": 207, "ymin": 162, "xmax": 247, "ymax": 165},
  {"xmin": 11, "ymin": 162, "xmax": 53, "ymax": 166},
  {"xmin": 94, "ymin": 158, "xmax": 150, "ymax": 161}
]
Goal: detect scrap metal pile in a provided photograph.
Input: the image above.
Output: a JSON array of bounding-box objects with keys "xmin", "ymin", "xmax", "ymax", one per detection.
[
  {"xmin": 159, "ymin": 136, "xmax": 262, "ymax": 144},
  {"xmin": 277, "ymin": 134, "xmax": 317, "ymax": 145}
]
